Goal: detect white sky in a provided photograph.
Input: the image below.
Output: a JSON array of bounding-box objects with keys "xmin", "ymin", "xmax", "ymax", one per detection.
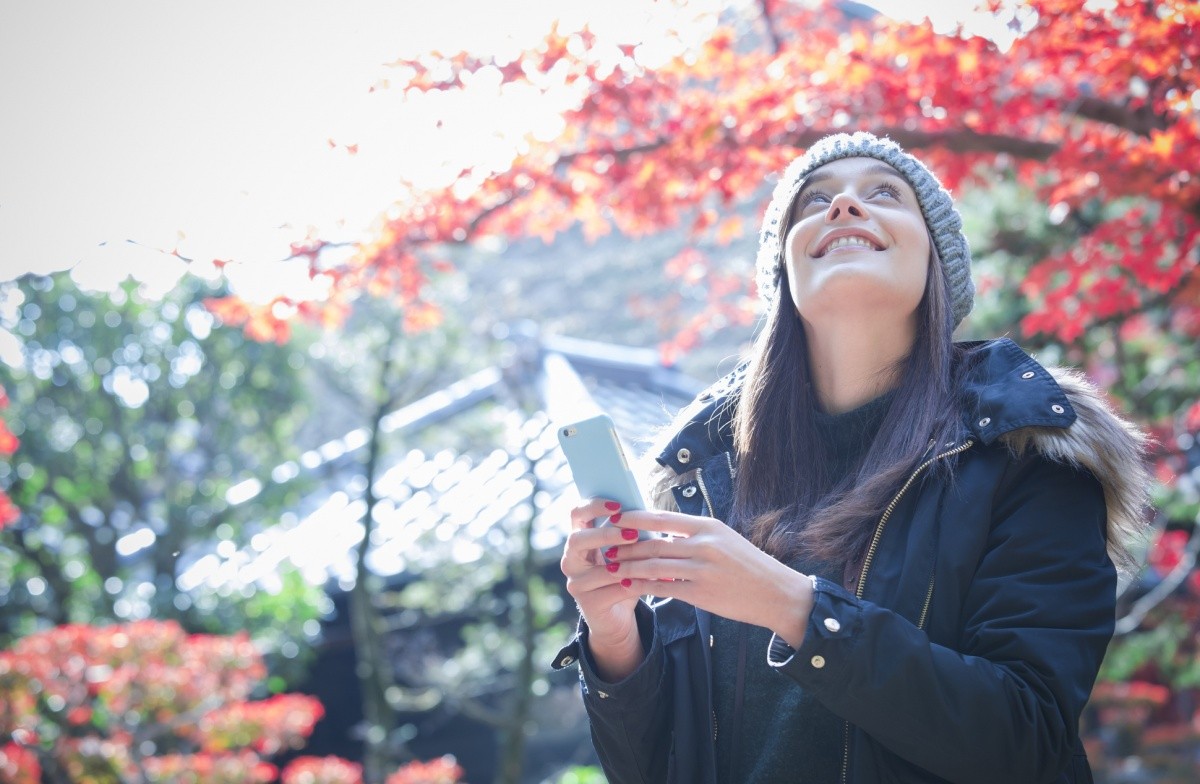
[{"xmin": 0, "ymin": 0, "xmax": 1007, "ymax": 300}]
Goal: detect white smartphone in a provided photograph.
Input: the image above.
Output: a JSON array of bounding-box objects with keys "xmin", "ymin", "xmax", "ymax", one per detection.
[{"xmin": 557, "ymin": 413, "xmax": 651, "ymax": 544}]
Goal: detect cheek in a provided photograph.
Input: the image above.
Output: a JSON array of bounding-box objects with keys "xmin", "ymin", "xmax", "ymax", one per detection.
[
  {"xmin": 783, "ymin": 223, "xmax": 810, "ymax": 272},
  {"xmin": 901, "ymin": 225, "xmax": 932, "ymax": 288},
  {"xmin": 912, "ymin": 262, "xmax": 931, "ymax": 298},
  {"xmin": 782, "ymin": 228, "xmax": 810, "ymax": 298}
]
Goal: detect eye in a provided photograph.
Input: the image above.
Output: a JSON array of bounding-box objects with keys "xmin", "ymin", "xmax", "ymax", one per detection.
[
  {"xmin": 872, "ymin": 182, "xmax": 903, "ymax": 200},
  {"xmin": 795, "ymin": 190, "xmax": 830, "ymax": 212}
]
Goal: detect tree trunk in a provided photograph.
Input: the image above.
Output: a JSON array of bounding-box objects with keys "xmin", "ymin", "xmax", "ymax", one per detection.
[
  {"xmin": 351, "ymin": 334, "xmax": 400, "ymax": 784},
  {"xmin": 495, "ymin": 455, "xmax": 540, "ymax": 784}
]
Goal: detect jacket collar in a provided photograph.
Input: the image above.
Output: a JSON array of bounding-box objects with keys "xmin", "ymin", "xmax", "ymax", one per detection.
[
  {"xmin": 656, "ymin": 364, "xmax": 743, "ymax": 473},
  {"xmin": 657, "ymin": 338, "xmax": 1075, "ymax": 470},
  {"xmin": 956, "ymin": 338, "xmax": 1075, "ymax": 445}
]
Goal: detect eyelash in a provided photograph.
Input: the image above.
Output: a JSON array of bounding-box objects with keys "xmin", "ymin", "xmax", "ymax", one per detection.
[{"xmin": 796, "ymin": 182, "xmax": 903, "ymax": 209}]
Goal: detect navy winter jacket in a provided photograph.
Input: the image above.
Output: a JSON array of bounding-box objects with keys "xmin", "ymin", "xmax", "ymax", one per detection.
[{"xmin": 553, "ymin": 338, "xmax": 1147, "ymax": 784}]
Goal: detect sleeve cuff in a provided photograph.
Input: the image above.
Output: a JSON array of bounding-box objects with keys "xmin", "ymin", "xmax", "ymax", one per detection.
[
  {"xmin": 767, "ymin": 632, "xmax": 797, "ymax": 665},
  {"xmin": 553, "ymin": 601, "xmax": 665, "ymax": 708},
  {"xmin": 767, "ymin": 576, "xmax": 862, "ymax": 692}
]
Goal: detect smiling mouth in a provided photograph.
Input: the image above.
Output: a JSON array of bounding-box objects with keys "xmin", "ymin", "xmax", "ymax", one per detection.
[{"xmin": 817, "ymin": 234, "xmax": 883, "ymax": 257}]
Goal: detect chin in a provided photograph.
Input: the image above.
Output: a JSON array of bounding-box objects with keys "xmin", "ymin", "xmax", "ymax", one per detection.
[{"xmin": 793, "ymin": 274, "xmax": 925, "ymax": 320}]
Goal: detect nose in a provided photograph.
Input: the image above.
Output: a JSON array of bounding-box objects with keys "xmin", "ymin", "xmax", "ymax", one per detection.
[{"xmin": 825, "ymin": 192, "xmax": 866, "ymax": 222}]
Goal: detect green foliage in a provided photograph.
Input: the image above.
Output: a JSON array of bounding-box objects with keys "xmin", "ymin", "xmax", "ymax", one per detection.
[
  {"xmin": 1101, "ymin": 621, "xmax": 1187, "ymax": 683},
  {"xmin": 545, "ymin": 767, "xmax": 607, "ymax": 784},
  {"xmin": 0, "ymin": 272, "xmax": 320, "ymax": 683}
]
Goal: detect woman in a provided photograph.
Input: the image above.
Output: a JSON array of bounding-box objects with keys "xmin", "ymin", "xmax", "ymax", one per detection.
[{"xmin": 554, "ymin": 132, "xmax": 1148, "ymax": 783}]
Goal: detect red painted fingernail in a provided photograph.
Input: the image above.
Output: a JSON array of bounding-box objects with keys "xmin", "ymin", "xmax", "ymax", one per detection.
[
  {"xmin": 621, "ymin": 578, "xmax": 633, "ymax": 588},
  {"xmin": 609, "ymin": 513, "xmax": 622, "ymax": 524},
  {"xmin": 604, "ymin": 547, "xmax": 619, "ymax": 559},
  {"xmin": 621, "ymin": 528, "xmax": 638, "ymax": 541},
  {"xmin": 606, "ymin": 562, "xmax": 620, "ymax": 573},
  {"xmin": 604, "ymin": 501, "xmax": 620, "ymax": 510}
]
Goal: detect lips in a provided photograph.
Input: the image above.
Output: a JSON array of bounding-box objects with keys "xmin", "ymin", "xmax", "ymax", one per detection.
[{"xmin": 815, "ymin": 230, "xmax": 884, "ymax": 257}]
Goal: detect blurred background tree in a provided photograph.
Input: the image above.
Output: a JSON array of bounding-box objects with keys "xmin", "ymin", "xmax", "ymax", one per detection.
[
  {"xmin": 300, "ymin": 291, "xmax": 496, "ymax": 781},
  {"xmin": 0, "ymin": 272, "xmax": 325, "ymax": 685}
]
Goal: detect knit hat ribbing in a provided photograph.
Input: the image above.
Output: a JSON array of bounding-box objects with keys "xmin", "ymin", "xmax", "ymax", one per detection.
[{"xmin": 756, "ymin": 132, "xmax": 975, "ymax": 328}]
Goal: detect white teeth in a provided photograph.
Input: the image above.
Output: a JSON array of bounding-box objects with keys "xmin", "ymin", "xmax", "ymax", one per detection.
[{"xmin": 822, "ymin": 235, "xmax": 879, "ymax": 255}]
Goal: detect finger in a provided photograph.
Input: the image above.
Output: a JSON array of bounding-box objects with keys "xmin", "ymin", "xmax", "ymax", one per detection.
[
  {"xmin": 619, "ymin": 577, "xmax": 694, "ymax": 602},
  {"xmin": 561, "ymin": 533, "xmax": 633, "ymax": 573},
  {"xmin": 608, "ymin": 536, "xmax": 692, "ymax": 562},
  {"xmin": 616, "ymin": 557, "xmax": 698, "ymax": 583},
  {"xmin": 565, "ymin": 562, "xmax": 629, "ymax": 596},
  {"xmin": 562, "ymin": 529, "xmax": 600, "ymax": 570},
  {"xmin": 564, "ymin": 524, "xmax": 639, "ymax": 566},
  {"xmin": 615, "ymin": 509, "xmax": 709, "ymax": 538},
  {"xmin": 570, "ymin": 498, "xmax": 626, "ymax": 530}
]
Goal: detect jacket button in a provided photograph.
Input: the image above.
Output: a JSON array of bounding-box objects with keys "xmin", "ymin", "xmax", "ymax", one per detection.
[
  {"xmin": 978, "ymin": 417, "xmax": 991, "ymax": 427},
  {"xmin": 823, "ymin": 618, "xmax": 841, "ymax": 633},
  {"xmin": 810, "ymin": 655, "xmax": 826, "ymax": 669},
  {"xmin": 1051, "ymin": 404, "xmax": 1065, "ymax": 414},
  {"xmin": 681, "ymin": 486, "xmax": 697, "ymax": 498},
  {"xmin": 677, "ymin": 448, "xmax": 691, "ymax": 464},
  {"xmin": 1021, "ymin": 371, "xmax": 1035, "ymax": 379}
]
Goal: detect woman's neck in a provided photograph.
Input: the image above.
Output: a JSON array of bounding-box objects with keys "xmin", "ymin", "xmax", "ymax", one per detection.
[{"xmin": 801, "ymin": 315, "xmax": 915, "ymax": 414}]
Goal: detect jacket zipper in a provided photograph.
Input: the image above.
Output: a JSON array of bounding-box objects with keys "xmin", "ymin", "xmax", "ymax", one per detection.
[
  {"xmin": 702, "ymin": 461, "xmax": 726, "ymax": 745},
  {"xmin": 916, "ymin": 576, "xmax": 936, "ymax": 630},
  {"xmin": 705, "ymin": 456, "xmax": 736, "ymax": 746},
  {"xmin": 839, "ymin": 439, "xmax": 974, "ymax": 784},
  {"xmin": 854, "ymin": 440, "xmax": 974, "ymax": 601},
  {"xmin": 696, "ymin": 467, "xmax": 716, "ymax": 518}
]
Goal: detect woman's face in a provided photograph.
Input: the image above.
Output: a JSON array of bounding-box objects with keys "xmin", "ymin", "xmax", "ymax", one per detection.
[{"xmin": 783, "ymin": 157, "xmax": 931, "ymax": 329}]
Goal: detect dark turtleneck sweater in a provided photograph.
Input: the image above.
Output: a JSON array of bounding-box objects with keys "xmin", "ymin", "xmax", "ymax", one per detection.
[{"xmin": 712, "ymin": 392, "xmax": 894, "ymax": 783}]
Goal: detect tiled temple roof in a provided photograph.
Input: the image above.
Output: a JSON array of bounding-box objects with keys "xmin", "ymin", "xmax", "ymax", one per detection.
[{"xmin": 177, "ymin": 331, "xmax": 703, "ymax": 594}]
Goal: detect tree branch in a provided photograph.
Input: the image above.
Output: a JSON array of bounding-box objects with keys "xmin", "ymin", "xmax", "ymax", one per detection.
[
  {"xmin": 1114, "ymin": 518, "xmax": 1200, "ymax": 636},
  {"xmin": 7, "ymin": 526, "xmax": 71, "ymax": 626},
  {"xmin": 757, "ymin": 0, "xmax": 782, "ymax": 55},
  {"xmin": 456, "ymin": 695, "xmax": 511, "ymax": 730},
  {"xmin": 1071, "ymin": 95, "xmax": 1169, "ymax": 138},
  {"xmin": 788, "ymin": 126, "xmax": 1061, "ymax": 160}
]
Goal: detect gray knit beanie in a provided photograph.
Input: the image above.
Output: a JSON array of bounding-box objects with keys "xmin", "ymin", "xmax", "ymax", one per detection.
[{"xmin": 756, "ymin": 131, "xmax": 974, "ymax": 328}]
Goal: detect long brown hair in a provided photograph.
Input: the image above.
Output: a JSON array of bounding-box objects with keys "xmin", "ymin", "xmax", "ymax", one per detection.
[{"xmin": 729, "ymin": 245, "xmax": 967, "ymax": 567}]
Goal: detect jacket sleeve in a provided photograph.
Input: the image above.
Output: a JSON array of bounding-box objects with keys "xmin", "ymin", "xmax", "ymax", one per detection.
[
  {"xmin": 767, "ymin": 456, "xmax": 1117, "ymax": 784},
  {"xmin": 552, "ymin": 600, "xmax": 673, "ymax": 784}
]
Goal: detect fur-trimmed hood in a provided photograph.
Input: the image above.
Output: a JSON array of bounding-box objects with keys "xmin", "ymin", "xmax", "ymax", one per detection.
[{"xmin": 954, "ymin": 338, "xmax": 1150, "ymax": 573}]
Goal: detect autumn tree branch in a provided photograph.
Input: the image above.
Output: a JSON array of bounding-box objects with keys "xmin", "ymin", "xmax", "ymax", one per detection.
[
  {"xmin": 1071, "ymin": 95, "xmax": 1169, "ymax": 138},
  {"xmin": 757, "ymin": 0, "xmax": 782, "ymax": 55}
]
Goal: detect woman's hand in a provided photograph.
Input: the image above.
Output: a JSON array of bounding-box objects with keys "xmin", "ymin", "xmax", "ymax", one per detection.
[
  {"xmin": 611, "ymin": 509, "xmax": 815, "ymax": 648},
  {"xmin": 560, "ymin": 498, "xmax": 648, "ymax": 681}
]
